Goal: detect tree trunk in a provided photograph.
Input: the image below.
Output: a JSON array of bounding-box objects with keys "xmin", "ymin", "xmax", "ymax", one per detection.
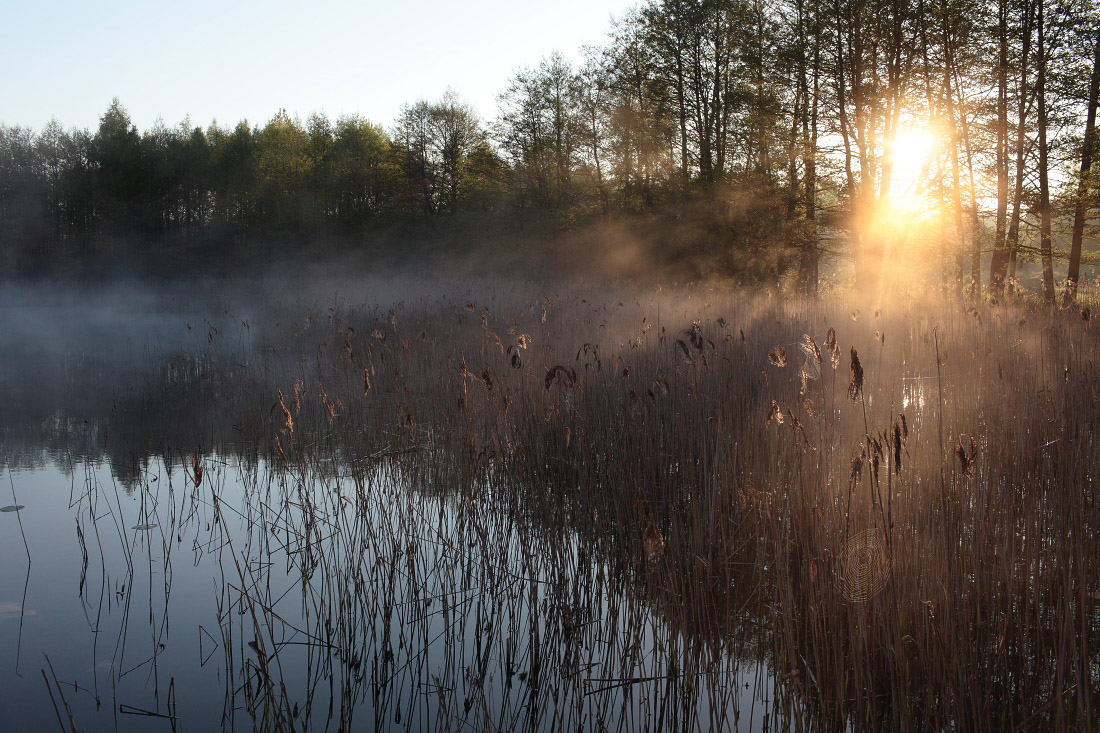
[
  {"xmin": 940, "ymin": 0, "xmax": 968, "ymax": 296},
  {"xmin": 1005, "ymin": 0, "xmax": 1035, "ymax": 295},
  {"xmin": 1067, "ymin": 28, "xmax": 1100, "ymax": 301},
  {"xmin": 1037, "ymin": 0, "xmax": 1056, "ymax": 303},
  {"xmin": 989, "ymin": 0, "xmax": 1010, "ymax": 295},
  {"xmin": 834, "ymin": 0, "xmax": 861, "ymax": 286},
  {"xmin": 798, "ymin": 22, "xmax": 821, "ymax": 294}
]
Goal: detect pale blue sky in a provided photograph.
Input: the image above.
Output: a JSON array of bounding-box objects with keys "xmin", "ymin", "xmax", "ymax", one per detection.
[{"xmin": 1, "ymin": 0, "xmax": 636, "ymax": 133}]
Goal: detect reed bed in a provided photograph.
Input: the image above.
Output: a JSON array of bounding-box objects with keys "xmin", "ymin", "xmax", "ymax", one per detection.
[{"xmin": 3, "ymin": 280, "xmax": 1098, "ymax": 730}]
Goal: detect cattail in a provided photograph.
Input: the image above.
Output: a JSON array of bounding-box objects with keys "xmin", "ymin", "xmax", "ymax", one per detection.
[
  {"xmin": 322, "ymin": 390, "xmax": 336, "ymax": 424},
  {"xmin": 545, "ymin": 365, "xmax": 577, "ymax": 390},
  {"xmin": 825, "ymin": 327, "xmax": 841, "ymax": 368},
  {"xmin": 956, "ymin": 436, "xmax": 977, "ymax": 476},
  {"xmin": 848, "ymin": 349, "xmax": 864, "ymax": 401},
  {"xmin": 643, "ymin": 517, "xmax": 665, "ymax": 562},
  {"xmin": 870, "ymin": 438, "xmax": 882, "ymax": 482},
  {"xmin": 278, "ymin": 390, "xmax": 293, "ymax": 434},
  {"xmin": 687, "ymin": 322, "xmax": 704, "ymax": 350},
  {"xmin": 850, "ymin": 447, "xmax": 865, "ymax": 486},
  {"xmin": 189, "ymin": 455, "xmax": 203, "ymax": 487},
  {"xmin": 893, "ymin": 420, "xmax": 903, "ymax": 474},
  {"xmin": 363, "ymin": 368, "xmax": 372, "ymax": 396},
  {"xmin": 292, "ymin": 378, "xmax": 304, "ymax": 412}
]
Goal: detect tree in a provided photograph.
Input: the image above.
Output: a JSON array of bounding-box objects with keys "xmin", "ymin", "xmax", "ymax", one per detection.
[
  {"xmin": 1066, "ymin": 23, "xmax": 1100, "ymax": 300},
  {"xmin": 255, "ymin": 110, "xmax": 310, "ymax": 232},
  {"xmin": 1037, "ymin": 0, "xmax": 1056, "ymax": 302},
  {"xmin": 329, "ymin": 116, "xmax": 394, "ymax": 229},
  {"xmin": 395, "ymin": 92, "xmax": 485, "ymax": 216},
  {"xmin": 209, "ymin": 120, "xmax": 259, "ymax": 232},
  {"xmin": 497, "ymin": 53, "xmax": 584, "ymax": 210},
  {"xmin": 91, "ymin": 98, "xmax": 146, "ymax": 236}
]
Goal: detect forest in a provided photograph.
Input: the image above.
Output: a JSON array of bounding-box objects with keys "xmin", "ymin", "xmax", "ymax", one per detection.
[{"xmin": 1, "ymin": 0, "xmax": 1099, "ymax": 297}]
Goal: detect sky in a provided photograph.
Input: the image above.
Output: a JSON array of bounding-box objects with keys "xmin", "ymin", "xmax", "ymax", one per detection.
[{"xmin": 1, "ymin": 0, "xmax": 636, "ymax": 134}]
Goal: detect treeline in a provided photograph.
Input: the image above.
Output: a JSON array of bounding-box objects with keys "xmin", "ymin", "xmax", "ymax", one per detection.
[
  {"xmin": 0, "ymin": 99, "xmax": 506, "ymax": 273},
  {"xmin": 2, "ymin": 0, "xmax": 1099, "ymax": 296}
]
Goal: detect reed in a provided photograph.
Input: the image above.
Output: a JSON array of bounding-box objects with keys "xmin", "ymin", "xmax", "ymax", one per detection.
[{"xmin": 5, "ymin": 280, "xmax": 1099, "ymax": 731}]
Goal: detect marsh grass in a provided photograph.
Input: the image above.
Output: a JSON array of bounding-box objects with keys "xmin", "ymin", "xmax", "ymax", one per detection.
[{"xmin": 3, "ymin": 280, "xmax": 1099, "ymax": 730}]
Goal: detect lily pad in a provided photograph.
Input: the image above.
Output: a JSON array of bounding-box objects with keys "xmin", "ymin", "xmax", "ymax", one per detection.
[
  {"xmin": 132, "ymin": 523, "xmax": 158, "ymax": 530},
  {"xmin": 0, "ymin": 505, "xmax": 25, "ymax": 513}
]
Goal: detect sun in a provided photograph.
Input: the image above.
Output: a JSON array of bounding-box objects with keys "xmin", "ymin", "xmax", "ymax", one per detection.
[{"xmin": 887, "ymin": 127, "xmax": 937, "ymax": 213}]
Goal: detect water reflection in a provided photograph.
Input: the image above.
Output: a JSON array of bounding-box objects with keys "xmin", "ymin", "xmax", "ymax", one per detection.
[{"xmin": 1, "ymin": 454, "xmax": 781, "ymax": 730}]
